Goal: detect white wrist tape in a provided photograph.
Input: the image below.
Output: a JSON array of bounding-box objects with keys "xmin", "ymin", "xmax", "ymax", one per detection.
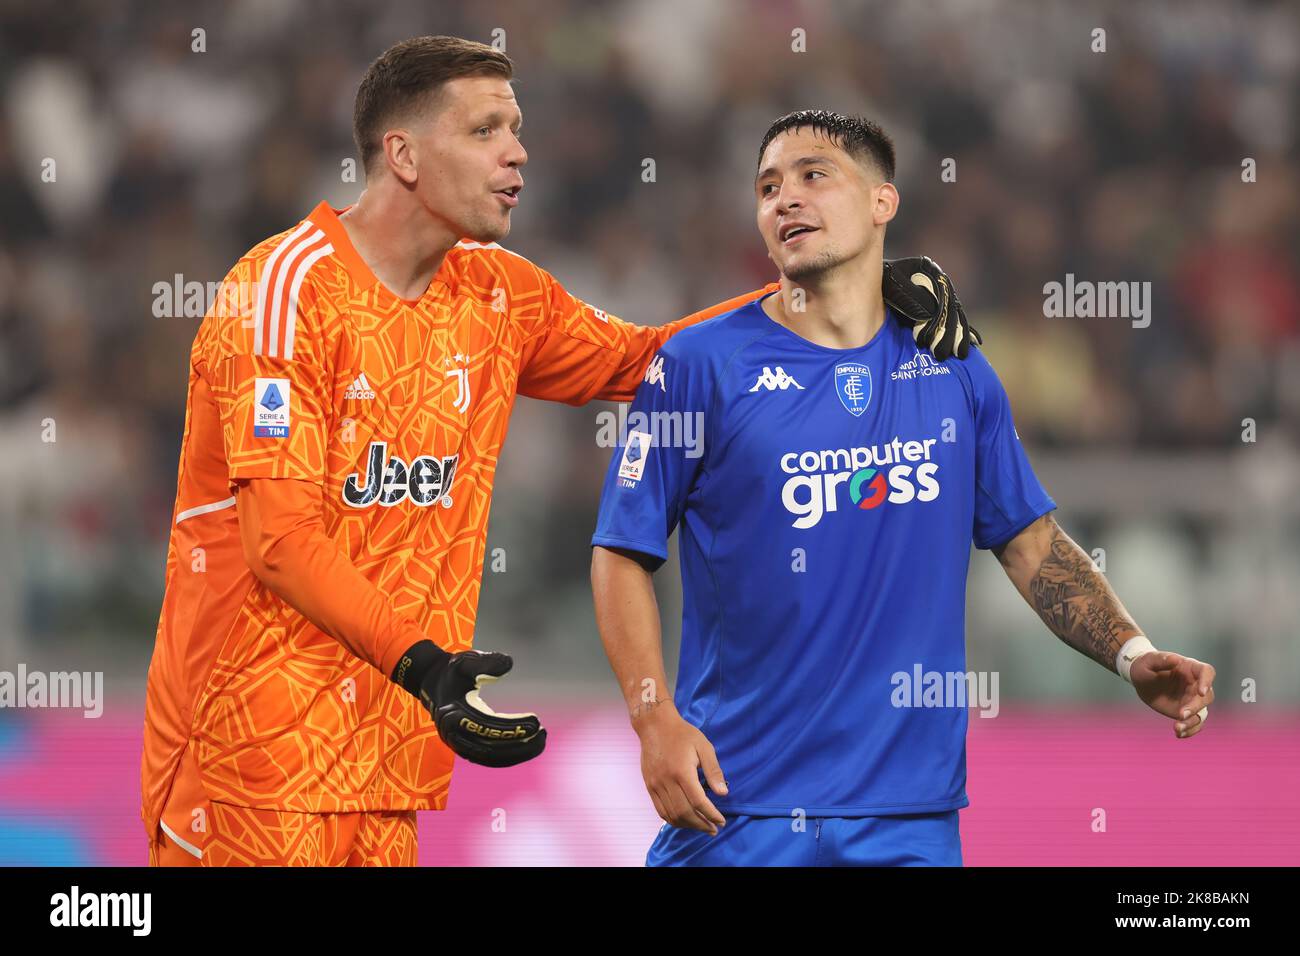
[{"xmin": 1117, "ymin": 635, "xmax": 1158, "ymax": 683}]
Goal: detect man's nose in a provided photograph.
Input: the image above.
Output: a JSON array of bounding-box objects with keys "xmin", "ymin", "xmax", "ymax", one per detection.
[{"xmin": 506, "ymin": 137, "xmax": 527, "ymax": 168}]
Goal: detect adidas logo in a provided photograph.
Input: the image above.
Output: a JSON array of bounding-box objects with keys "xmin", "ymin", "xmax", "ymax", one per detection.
[
  {"xmin": 749, "ymin": 366, "xmax": 804, "ymax": 392},
  {"xmin": 345, "ymin": 372, "xmax": 376, "ymax": 400}
]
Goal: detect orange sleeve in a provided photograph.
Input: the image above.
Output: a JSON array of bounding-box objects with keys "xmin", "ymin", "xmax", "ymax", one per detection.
[
  {"xmin": 236, "ymin": 476, "xmax": 428, "ymax": 678},
  {"xmin": 202, "ymin": 257, "xmax": 340, "ymax": 488},
  {"xmin": 517, "ymin": 271, "xmax": 780, "ymax": 406}
]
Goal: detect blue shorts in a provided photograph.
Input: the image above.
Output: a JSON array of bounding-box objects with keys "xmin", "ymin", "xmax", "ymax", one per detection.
[{"xmin": 646, "ymin": 811, "xmax": 963, "ymax": 867}]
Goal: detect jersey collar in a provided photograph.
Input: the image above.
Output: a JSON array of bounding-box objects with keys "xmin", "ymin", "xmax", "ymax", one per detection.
[
  {"xmin": 306, "ymin": 200, "xmax": 454, "ymax": 306},
  {"xmin": 306, "ymin": 201, "xmax": 375, "ymax": 289}
]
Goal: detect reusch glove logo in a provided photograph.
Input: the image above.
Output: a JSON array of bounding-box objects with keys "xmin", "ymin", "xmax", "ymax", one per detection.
[
  {"xmin": 427, "ymin": 651, "xmax": 548, "ymax": 768},
  {"xmin": 455, "ymin": 717, "xmax": 532, "ymax": 739}
]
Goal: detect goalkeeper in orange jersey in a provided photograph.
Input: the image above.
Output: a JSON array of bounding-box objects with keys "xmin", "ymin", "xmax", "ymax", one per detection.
[{"xmin": 142, "ymin": 34, "xmax": 977, "ymax": 866}]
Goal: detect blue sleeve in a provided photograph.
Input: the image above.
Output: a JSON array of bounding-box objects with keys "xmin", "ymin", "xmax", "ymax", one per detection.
[
  {"xmin": 967, "ymin": 350, "xmax": 1057, "ymax": 550},
  {"xmin": 591, "ymin": 345, "xmax": 710, "ymax": 569}
]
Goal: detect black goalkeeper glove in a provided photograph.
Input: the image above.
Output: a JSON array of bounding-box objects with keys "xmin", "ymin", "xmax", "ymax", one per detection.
[
  {"xmin": 882, "ymin": 256, "xmax": 983, "ymax": 361},
  {"xmin": 392, "ymin": 641, "xmax": 546, "ymax": 768}
]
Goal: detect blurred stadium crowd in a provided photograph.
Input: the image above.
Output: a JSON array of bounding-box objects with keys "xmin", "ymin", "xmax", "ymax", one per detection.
[{"xmin": 0, "ymin": 0, "xmax": 1295, "ymax": 697}]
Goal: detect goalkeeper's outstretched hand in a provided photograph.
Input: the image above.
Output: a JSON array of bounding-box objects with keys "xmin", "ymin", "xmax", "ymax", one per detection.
[
  {"xmin": 421, "ymin": 650, "xmax": 547, "ymax": 767},
  {"xmin": 394, "ymin": 643, "xmax": 547, "ymax": 767},
  {"xmin": 882, "ymin": 255, "xmax": 983, "ymax": 361}
]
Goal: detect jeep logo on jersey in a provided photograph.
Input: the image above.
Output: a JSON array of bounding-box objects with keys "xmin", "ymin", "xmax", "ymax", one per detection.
[
  {"xmin": 343, "ymin": 441, "xmax": 458, "ymax": 509},
  {"xmin": 834, "ymin": 363, "xmax": 872, "ymax": 416}
]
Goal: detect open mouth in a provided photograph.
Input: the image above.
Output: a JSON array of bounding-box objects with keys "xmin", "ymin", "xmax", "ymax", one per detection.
[
  {"xmin": 780, "ymin": 224, "xmax": 818, "ymax": 244},
  {"xmin": 495, "ymin": 185, "xmax": 522, "ymax": 206}
]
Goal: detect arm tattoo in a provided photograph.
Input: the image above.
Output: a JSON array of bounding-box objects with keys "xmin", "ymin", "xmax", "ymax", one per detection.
[
  {"xmin": 629, "ymin": 696, "xmax": 673, "ymax": 722},
  {"xmin": 1025, "ymin": 523, "xmax": 1140, "ymax": 672}
]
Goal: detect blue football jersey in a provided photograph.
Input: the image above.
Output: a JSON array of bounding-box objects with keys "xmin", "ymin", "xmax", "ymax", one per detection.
[{"xmin": 592, "ymin": 293, "xmax": 1056, "ymax": 815}]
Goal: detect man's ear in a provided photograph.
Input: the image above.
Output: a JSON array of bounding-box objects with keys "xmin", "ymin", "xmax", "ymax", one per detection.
[
  {"xmin": 874, "ymin": 182, "xmax": 900, "ymax": 227},
  {"xmin": 382, "ymin": 128, "xmax": 419, "ymax": 186}
]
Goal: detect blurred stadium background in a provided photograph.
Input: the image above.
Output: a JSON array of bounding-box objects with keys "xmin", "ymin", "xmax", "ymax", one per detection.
[{"xmin": 0, "ymin": 0, "xmax": 1297, "ymax": 865}]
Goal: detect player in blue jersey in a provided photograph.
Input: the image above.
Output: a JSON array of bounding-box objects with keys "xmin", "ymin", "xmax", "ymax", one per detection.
[{"xmin": 589, "ymin": 110, "xmax": 1218, "ymax": 867}]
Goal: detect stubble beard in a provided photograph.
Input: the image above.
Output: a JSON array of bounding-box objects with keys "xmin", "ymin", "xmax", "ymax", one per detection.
[
  {"xmin": 460, "ymin": 198, "xmax": 513, "ymax": 244},
  {"xmin": 470, "ymin": 215, "xmax": 510, "ymax": 244},
  {"xmin": 781, "ymin": 245, "xmax": 848, "ymax": 284}
]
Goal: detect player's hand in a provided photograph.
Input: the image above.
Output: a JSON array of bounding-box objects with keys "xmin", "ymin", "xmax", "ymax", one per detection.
[
  {"xmin": 633, "ymin": 702, "xmax": 728, "ymax": 836},
  {"xmin": 1130, "ymin": 651, "xmax": 1216, "ymax": 739},
  {"xmin": 882, "ymin": 255, "xmax": 983, "ymax": 360},
  {"xmin": 418, "ymin": 650, "xmax": 547, "ymax": 767}
]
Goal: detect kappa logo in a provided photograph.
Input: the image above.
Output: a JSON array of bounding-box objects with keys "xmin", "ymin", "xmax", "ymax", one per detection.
[
  {"xmin": 644, "ymin": 355, "xmax": 666, "ymax": 392},
  {"xmin": 345, "ymin": 372, "xmax": 376, "ymax": 400},
  {"xmin": 749, "ymin": 366, "xmax": 804, "ymax": 392}
]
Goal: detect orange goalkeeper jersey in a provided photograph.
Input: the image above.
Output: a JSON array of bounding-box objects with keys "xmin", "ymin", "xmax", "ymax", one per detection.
[{"xmin": 141, "ymin": 200, "xmax": 770, "ymax": 836}]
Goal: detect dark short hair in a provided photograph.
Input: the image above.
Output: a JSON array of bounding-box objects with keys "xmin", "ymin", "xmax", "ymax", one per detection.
[
  {"xmin": 757, "ymin": 109, "xmax": 896, "ymax": 181},
  {"xmin": 353, "ymin": 35, "xmax": 514, "ymax": 173}
]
